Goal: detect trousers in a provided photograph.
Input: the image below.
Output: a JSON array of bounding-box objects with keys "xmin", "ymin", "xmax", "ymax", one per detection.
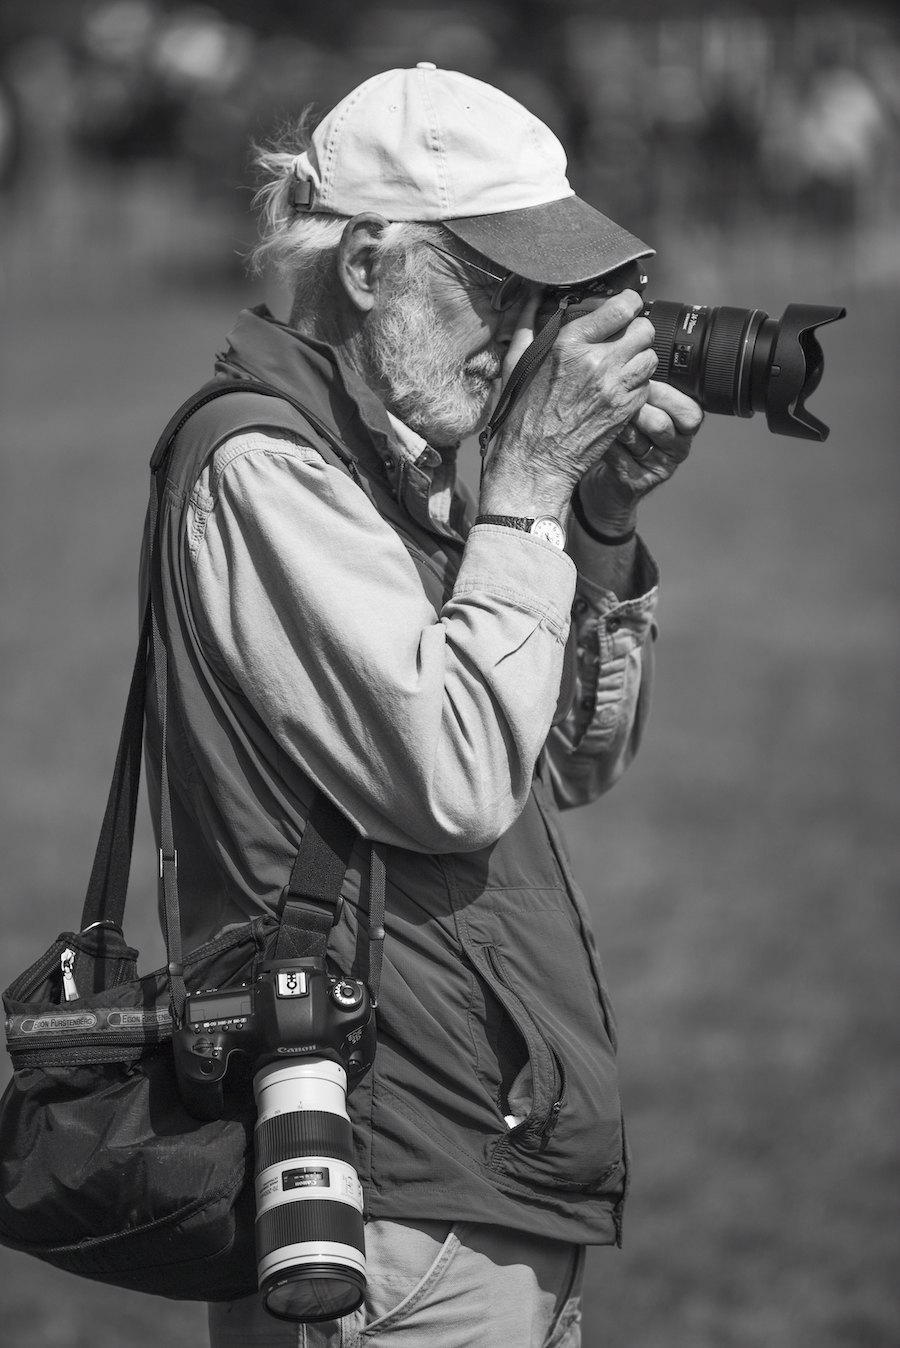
[{"xmin": 207, "ymin": 1219, "xmax": 585, "ymax": 1347}]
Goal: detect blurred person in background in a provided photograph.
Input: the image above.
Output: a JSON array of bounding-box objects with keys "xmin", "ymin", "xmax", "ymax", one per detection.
[{"xmin": 144, "ymin": 64, "xmax": 702, "ymax": 1348}]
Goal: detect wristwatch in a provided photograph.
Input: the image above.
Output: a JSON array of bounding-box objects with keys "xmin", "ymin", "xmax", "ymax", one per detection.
[{"xmin": 475, "ymin": 514, "xmax": 567, "ymax": 550}]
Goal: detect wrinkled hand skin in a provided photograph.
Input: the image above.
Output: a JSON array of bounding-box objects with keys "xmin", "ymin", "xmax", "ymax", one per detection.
[
  {"xmin": 480, "ymin": 290, "xmax": 704, "ymax": 531},
  {"xmin": 480, "ymin": 290, "xmax": 660, "ymax": 521},
  {"xmin": 579, "ymin": 379, "xmax": 705, "ymax": 537}
]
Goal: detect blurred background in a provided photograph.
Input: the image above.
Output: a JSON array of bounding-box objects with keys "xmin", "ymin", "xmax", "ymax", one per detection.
[
  {"xmin": 2, "ymin": 0, "xmax": 899, "ymax": 299},
  {"xmin": 1, "ymin": 1, "xmax": 898, "ymax": 1346}
]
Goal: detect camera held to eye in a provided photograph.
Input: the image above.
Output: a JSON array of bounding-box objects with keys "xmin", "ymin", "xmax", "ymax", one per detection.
[{"xmin": 538, "ymin": 263, "xmax": 846, "ymax": 442}]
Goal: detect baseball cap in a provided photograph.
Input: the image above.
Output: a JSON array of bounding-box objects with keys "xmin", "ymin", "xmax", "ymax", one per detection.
[{"xmin": 289, "ymin": 63, "xmax": 653, "ymax": 285}]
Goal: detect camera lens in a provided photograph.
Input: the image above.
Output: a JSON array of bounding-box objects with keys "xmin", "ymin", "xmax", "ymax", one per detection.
[
  {"xmin": 254, "ymin": 1060, "xmax": 366, "ymax": 1323},
  {"xmin": 645, "ymin": 300, "xmax": 845, "ymax": 441},
  {"xmin": 644, "ymin": 300, "xmax": 771, "ymax": 418}
]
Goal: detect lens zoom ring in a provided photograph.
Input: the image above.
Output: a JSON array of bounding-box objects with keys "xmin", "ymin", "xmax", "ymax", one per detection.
[
  {"xmin": 702, "ymin": 308, "xmax": 750, "ymax": 415},
  {"xmin": 256, "ymin": 1112, "xmax": 355, "ymax": 1174},
  {"xmin": 256, "ymin": 1199, "xmax": 365, "ymax": 1256}
]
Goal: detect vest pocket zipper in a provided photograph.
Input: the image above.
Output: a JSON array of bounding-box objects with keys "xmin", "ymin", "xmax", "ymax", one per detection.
[
  {"xmin": 540, "ymin": 1049, "xmax": 567, "ymax": 1148},
  {"xmin": 482, "ymin": 944, "xmax": 563, "ymax": 1144}
]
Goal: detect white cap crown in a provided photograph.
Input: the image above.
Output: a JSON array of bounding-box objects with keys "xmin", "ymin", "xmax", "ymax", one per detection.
[{"xmin": 293, "ymin": 65, "xmax": 574, "ymax": 220}]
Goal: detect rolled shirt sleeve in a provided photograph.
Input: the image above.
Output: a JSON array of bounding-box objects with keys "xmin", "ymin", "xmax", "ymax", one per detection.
[
  {"xmin": 188, "ymin": 432, "xmax": 578, "ymax": 853},
  {"xmin": 546, "ymin": 538, "xmax": 659, "ymax": 809}
]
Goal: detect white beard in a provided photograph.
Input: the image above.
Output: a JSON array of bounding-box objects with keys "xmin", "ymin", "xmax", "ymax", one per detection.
[{"xmin": 362, "ymin": 270, "xmax": 502, "ymax": 448}]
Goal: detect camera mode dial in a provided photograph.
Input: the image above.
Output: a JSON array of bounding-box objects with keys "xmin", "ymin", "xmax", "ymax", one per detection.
[{"xmin": 330, "ymin": 980, "xmax": 364, "ymax": 1010}]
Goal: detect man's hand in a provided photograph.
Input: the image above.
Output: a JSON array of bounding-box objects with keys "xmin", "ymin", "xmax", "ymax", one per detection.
[
  {"xmin": 480, "ymin": 290, "xmax": 658, "ymax": 521},
  {"xmin": 576, "ymin": 381, "xmax": 704, "ymax": 538}
]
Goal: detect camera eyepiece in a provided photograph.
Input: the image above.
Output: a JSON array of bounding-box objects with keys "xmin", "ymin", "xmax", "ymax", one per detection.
[{"xmin": 643, "ymin": 300, "xmax": 846, "ymax": 440}]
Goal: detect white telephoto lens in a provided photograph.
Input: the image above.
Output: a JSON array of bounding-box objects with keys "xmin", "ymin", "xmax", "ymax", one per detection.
[{"xmin": 253, "ymin": 1060, "xmax": 366, "ymax": 1323}]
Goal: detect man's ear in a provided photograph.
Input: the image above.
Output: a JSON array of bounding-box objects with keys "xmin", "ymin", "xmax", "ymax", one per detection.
[{"xmin": 337, "ymin": 214, "xmax": 391, "ymax": 313}]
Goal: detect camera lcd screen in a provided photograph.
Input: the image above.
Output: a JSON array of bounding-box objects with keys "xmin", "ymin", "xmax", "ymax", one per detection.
[{"xmin": 189, "ymin": 992, "xmax": 253, "ymax": 1023}]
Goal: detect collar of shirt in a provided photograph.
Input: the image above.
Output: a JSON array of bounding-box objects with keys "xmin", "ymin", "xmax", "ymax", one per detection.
[{"xmin": 383, "ymin": 411, "xmax": 460, "ymax": 533}]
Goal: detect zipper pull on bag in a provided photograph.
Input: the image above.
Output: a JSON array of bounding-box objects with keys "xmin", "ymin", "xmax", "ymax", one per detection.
[{"xmin": 60, "ymin": 948, "xmax": 80, "ymax": 1001}]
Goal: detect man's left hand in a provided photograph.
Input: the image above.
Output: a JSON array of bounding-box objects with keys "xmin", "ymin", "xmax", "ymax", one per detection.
[{"xmin": 576, "ymin": 381, "xmax": 704, "ymax": 537}]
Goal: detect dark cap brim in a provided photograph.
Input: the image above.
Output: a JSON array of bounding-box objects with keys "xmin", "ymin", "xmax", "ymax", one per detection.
[{"xmin": 442, "ymin": 195, "xmax": 654, "ymax": 285}]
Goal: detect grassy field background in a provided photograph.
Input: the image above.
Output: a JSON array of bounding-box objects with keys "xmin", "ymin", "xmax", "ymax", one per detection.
[{"xmin": 1, "ymin": 247, "xmax": 898, "ymax": 1347}]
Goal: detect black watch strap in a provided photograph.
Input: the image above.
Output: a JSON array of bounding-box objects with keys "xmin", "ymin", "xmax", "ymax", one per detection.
[{"xmin": 475, "ymin": 514, "xmax": 534, "ymax": 530}]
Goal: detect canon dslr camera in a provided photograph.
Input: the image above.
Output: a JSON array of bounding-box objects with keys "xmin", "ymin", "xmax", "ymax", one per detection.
[{"xmin": 173, "ymin": 957, "xmax": 375, "ymax": 1324}]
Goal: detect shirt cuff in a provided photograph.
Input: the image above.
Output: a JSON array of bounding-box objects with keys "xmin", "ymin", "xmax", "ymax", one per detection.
[{"xmin": 455, "ymin": 522, "xmax": 577, "ymax": 640}]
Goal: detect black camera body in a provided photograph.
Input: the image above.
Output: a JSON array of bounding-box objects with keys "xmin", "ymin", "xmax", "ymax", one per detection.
[{"xmin": 173, "ymin": 958, "xmax": 375, "ymax": 1123}]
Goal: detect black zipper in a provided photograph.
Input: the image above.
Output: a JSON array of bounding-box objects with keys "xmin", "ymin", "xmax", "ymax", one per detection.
[
  {"xmin": 483, "ymin": 945, "xmax": 565, "ymax": 1141},
  {"xmin": 540, "ymin": 1048, "xmax": 567, "ymax": 1147},
  {"xmin": 7, "ymin": 1029, "xmax": 172, "ymax": 1058}
]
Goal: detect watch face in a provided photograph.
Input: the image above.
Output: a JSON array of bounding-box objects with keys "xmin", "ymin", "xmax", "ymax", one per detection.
[{"xmin": 530, "ymin": 517, "xmax": 567, "ymax": 549}]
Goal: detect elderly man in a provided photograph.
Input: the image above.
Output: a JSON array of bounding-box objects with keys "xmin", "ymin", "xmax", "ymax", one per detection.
[{"xmin": 146, "ymin": 65, "xmax": 702, "ymax": 1348}]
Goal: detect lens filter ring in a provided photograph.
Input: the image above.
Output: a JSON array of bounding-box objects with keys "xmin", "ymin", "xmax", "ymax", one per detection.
[{"xmin": 262, "ymin": 1261, "xmax": 366, "ymax": 1323}]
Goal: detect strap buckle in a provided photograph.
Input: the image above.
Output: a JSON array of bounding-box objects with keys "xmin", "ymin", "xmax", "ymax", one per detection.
[{"xmin": 279, "ymin": 888, "xmax": 344, "ymax": 930}]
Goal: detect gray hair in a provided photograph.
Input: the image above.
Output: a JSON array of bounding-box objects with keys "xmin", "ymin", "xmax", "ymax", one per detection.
[{"xmin": 249, "ymin": 114, "xmax": 447, "ymax": 313}]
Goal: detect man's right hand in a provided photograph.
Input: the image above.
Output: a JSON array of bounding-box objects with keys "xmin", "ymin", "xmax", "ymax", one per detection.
[{"xmin": 480, "ymin": 290, "xmax": 658, "ymax": 521}]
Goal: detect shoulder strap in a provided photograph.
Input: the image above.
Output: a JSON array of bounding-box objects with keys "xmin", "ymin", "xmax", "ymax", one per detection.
[
  {"xmin": 149, "ymin": 377, "xmax": 362, "ymax": 483},
  {"xmin": 79, "ymin": 604, "xmax": 151, "ymax": 933},
  {"xmin": 272, "ymin": 792, "xmax": 359, "ymax": 963},
  {"xmin": 80, "ymin": 378, "xmax": 382, "ymax": 1019}
]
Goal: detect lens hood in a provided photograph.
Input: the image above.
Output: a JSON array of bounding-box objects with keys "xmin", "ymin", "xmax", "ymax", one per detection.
[
  {"xmin": 764, "ymin": 304, "xmax": 846, "ymax": 441},
  {"xmin": 645, "ymin": 298, "xmax": 846, "ymax": 440}
]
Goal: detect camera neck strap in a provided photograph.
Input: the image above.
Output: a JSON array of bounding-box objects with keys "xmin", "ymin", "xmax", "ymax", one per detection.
[
  {"xmin": 275, "ymin": 813, "xmax": 387, "ymax": 1002},
  {"xmin": 274, "ymin": 796, "xmax": 357, "ymax": 961},
  {"xmin": 478, "ymin": 293, "xmax": 579, "ymax": 469}
]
